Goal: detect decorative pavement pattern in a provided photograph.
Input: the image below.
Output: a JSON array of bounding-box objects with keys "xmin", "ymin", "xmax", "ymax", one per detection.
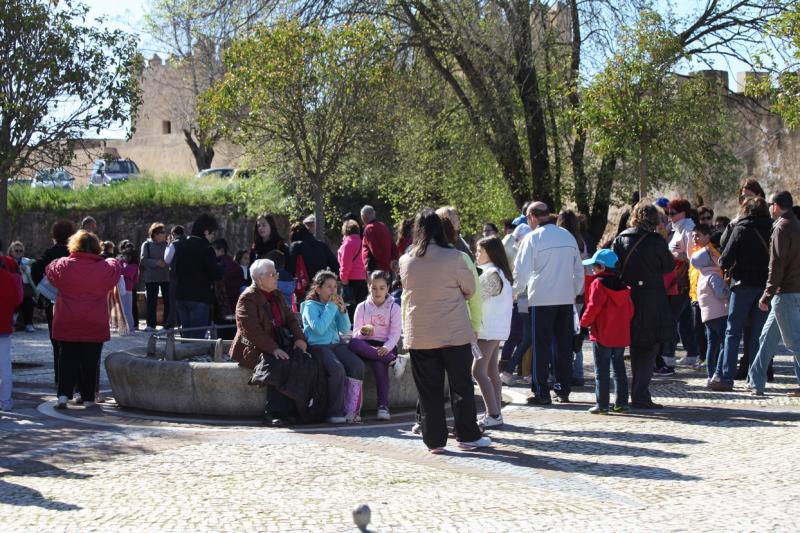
[{"xmin": 2, "ymin": 327, "xmax": 799, "ymax": 532}]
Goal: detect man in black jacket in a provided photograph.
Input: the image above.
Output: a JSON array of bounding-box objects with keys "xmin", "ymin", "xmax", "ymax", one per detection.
[{"xmin": 171, "ymin": 214, "xmax": 221, "ymax": 339}]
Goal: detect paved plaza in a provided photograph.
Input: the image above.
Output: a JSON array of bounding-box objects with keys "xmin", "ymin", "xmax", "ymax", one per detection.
[{"xmin": 2, "ymin": 327, "xmax": 800, "ymax": 532}]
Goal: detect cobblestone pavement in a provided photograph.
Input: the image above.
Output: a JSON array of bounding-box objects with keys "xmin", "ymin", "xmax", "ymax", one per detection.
[{"xmin": 2, "ymin": 326, "xmax": 800, "ymax": 532}]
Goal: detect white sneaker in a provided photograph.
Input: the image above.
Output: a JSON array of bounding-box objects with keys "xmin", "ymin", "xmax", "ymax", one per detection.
[
  {"xmin": 144, "ymin": 326, "xmax": 156, "ymax": 333},
  {"xmin": 500, "ymin": 372, "xmax": 513, "ymax": 385},
  {"xmin": 458, "ymin": 436, "xmax": 492, "ymax": 449},
  {"xmin": 326, "ymin": 416, "xmax": 347, "ymax": 424},
  {"xmin": 376, "ymin": 407, "xmax": 391, "ymax": 421},
  {"xmin": 411, "ymin": 423, "xmax": 421, "ymax": 434},
  {"xmin": 480, "ymin": 414, "xmax": 504, "ymax": 428},
  {"xmin": 675, "ymin": 356, "xmax": 697, "ymax": 367},
  {"xmin": 522, "ymin": 375, "xmax": 532, "ymax": 385},
  {"xmin": 393, "ymin": 356, "xmax": 408, "ymax": 379},
  {"xmin": 55, "ymin": 396, "xmax": 68, "ymax": 409}
]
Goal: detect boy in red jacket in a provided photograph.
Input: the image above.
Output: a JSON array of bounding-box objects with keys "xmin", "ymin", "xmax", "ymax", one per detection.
[
  {"xmin": 1, "ymin": 254, "xmax": 24, "ymax": 410},
  {"xmin": 580, "ymin": 249, "xmax": 634, "ymax": 414}
]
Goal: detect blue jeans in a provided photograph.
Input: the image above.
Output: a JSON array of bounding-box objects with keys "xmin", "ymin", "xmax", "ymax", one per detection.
[
  {"xmin": 176, "ymin": 300, "xmax": 210, "ymax": 339},
  {"xmin": 718, "ymin": 285, "xmax": 768, "ymax": 384},
  {"xmin": 704, "ymin": 316, "xmax": 727, "ymax": 380},
  {"xmin": 504, "ymin": 308, "xmax": 531, "ymax": 375},
  {"xmin": 592, "ymin": 342, "xmax": 628, "ymax": 409},
  {"xmin": 748, "ymin": 293, "xmax": 800, "ymax": 392}
]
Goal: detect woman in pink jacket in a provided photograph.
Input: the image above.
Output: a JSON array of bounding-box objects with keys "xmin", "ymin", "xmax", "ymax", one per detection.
[
  {"xmin": 348, "ymin": 271, "xmax": 402, "ymax": 420},
  {"xmin": 338, "ymin": 220, "xmax": 367, "ymax": 321},
  {"xmin": 46, "ymin": 231, "xmax": 122, "ymax": 409}
]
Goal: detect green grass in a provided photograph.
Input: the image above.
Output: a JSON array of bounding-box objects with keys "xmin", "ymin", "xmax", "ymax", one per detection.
[{"xmin": 7, "ymin": 173, "xmax": 268, "ymax": 217}]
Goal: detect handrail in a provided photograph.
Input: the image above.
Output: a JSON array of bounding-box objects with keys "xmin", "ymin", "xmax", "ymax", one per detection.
[{"xmin": 146, "ymin": 323, "xmax": 236, "ymax": 362}]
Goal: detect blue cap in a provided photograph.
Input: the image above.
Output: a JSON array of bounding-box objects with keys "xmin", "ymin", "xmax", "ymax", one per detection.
[
  {"xmin": 655, "ymin": 197, "xmax": 669, "ymax": 208},
  {"xmin": 512, "ymin": 214, "xmax": 527, "ymax": 226},
  {"xmin": 582, "ymin": 248, "xmax": 619, "ymax": 269}
]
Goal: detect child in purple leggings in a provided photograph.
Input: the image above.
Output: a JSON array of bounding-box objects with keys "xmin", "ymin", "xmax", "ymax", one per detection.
[{"xmin": 348, "ymin": 271, "xmax": 402, "ymax": 420}]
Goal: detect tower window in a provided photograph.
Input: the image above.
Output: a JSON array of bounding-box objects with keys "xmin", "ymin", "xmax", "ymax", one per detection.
[{"xmin": 162, "ymin": 120, "xmax": 172, "ymax": 134}]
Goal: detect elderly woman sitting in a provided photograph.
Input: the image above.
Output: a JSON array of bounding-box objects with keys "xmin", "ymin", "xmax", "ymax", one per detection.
[{"xmin": 230, "ymin": 258, "xmax": 310, "ymax": 426}]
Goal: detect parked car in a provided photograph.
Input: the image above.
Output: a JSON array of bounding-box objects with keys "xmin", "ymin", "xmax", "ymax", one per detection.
[
  {"xmin": 31, "ymin": 168, "xmax": 75, "ymax": 189},
  {"xmin": 232, "ymin": 168, "xmax": 253, "ymax": 179},
  {"xmin": 195, "ymin": 167, "xmax": 235, "ymax": 179},
  {"xmin": 89, "ymin": 158, "xmax": 140, "ymax": 185}
]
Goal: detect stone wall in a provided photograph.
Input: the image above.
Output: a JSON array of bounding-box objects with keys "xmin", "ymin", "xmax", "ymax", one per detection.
[{"xmin": 6, "ymin": 206, "xmax": 289, "ymax": 260}]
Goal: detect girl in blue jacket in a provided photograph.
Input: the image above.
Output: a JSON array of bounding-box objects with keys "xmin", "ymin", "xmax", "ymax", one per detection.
[{"xmin": 301, "ymin": 270, "xmax": 364, "ymax": 423}]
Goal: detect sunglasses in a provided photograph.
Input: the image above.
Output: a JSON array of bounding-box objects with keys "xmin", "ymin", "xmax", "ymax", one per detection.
[{"xmin": 667, "ymin": 211, "xmax": 679, "ymax": 216}]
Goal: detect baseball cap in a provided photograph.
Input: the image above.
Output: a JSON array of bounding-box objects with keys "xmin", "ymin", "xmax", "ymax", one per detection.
[
  {"xmin": 303, "ymin": 215, "xmax": 316, "ymax": 224},
  {"xmin": 582, "ymin": 248, "xmax": 619, "ymax": 269},
  {"xmin": 655, "ymin": 197, "xmax": 669, "ymax": 209}
]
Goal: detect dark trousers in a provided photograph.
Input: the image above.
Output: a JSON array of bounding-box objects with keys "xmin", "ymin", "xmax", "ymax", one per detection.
[
  {"xmin": 344, "ymin": 280, "xmax": 368, "ymax": 323},
  {"xmin": 45, "ymin": 303, "xmax": 60, "ymax": 386},
  {"xmin": 501, "ymin": 303, "xmax": 524, "ymax": 361},
  {"xmin": 531, "ymin": 305, "xmax": 574, "ymax": 399},
  {"xmin": 410, "ymin": 344, "xmax": 481, "ymax": 449},
  {"xmin": 692, "ymin": 301, "xmax": 707, "ymax": 361},
  {"xmin": 57, "ymin": 341, "xmax": 102, "ymax": 401},
  {"xmin": 17, "ymin": 294, "xmax": 34, "ymax": 326},
  {"xmin": 630, "ymin": 344, "xmax": 659, "ymax": 404},
  {"xmin": 145, "ymin": 282, "xmax": 170, "ymax": 329},
  {"xmin": 264, "ymin": 386, "xmax": 295, "ymax": 419}
]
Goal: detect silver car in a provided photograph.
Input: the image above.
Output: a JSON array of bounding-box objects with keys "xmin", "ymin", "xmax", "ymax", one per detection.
[
  {"xmin": 31, "ymin": 168, "xmax": 75, "ymax": 189},
  {"xmin": 90, "ymin": 158, "xmax": 141, "ymax": 185}
]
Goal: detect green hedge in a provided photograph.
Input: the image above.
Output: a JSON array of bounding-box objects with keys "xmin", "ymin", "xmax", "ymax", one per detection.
[{"xmin": 7, "ymin": 173, "xmax": 287, "ymax": 218}]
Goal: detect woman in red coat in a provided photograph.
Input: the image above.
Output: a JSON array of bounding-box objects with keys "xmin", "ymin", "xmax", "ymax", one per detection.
[
  {"xmin": 46, "ymin": 231, "xmax": 122, "ymax": 409},
  {"xmin": 0, "ymin": 254, "xmax": 23, "ymax": 411}
]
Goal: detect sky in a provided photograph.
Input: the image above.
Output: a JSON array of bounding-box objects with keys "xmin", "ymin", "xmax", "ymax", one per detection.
[{"xmin": 81, "ymin": 0, "xmax": 761, "ymax": 138}]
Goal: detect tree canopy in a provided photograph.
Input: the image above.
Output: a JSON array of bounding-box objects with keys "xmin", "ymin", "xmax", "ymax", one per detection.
[{"xmin": 0, "ymin": 0, "xmax": 141, "ymax": 242}]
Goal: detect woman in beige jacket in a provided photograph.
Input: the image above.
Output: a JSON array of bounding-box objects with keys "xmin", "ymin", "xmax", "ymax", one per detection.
[{"xmin": 399, "ymin": 209, "xmax": 491, "ymax": 452}]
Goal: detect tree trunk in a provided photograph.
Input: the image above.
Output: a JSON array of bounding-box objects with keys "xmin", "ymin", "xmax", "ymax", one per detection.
[
  {"xmin": 311, "ymin": 178, "xmax": 325, "ymax": 240},
  {"xmin": 183, "ymin": 129, "xmax": 216, "ymax": 171},
  {"xmin": 638, "ymin": 144, "xmax": 647, "ymax": 200},
  {"xmin": 588, "ymin": 157, "xmax": 616, "ymax": 245},
  {"xmin": 0, "ymin": 176, "xmax": 8, "ymax": 246},
  {"xmin": 508, "ymin": 0, "xmax": 552, "ymax": 209}
]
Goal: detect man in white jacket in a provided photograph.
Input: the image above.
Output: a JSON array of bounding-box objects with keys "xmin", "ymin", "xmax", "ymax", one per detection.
[{"xmin": 513, "ymin": 202, "xmax": 584, "ymax": 404}]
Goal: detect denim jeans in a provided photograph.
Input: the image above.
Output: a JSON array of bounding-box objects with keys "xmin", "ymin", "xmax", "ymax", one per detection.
[
  {"xmin": 0, "ymin": 336, "xmax": 12, "ymax": 410},
  {"xmin": 501, "ymin": 303, "xmax": 524, "ymax": 361},
  {"xmin": 704, "ymin": 316, "xmax": 727, "ymax": 380},
  {"xmin": 748, "ymin": 293, "xmax": 800, "ymax": 392},
  {"xmin": 718, "ymin": 285, "xmax": 768, "ymax": 384},
  {"xmin": 592, "ymin": 342, "xmax": 628, "ymax": 409},
  {"xmin": 504, "ymin": 308, "xmax": 531, "ymax": 375},
  {"xmin": 176, "ymin": 300, "xmax": 210, "ymax": 339}
]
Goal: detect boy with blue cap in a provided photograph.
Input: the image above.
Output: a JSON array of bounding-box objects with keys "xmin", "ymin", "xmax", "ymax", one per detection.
[{"xmin": 579, "ymin": 249, "xmax": 635, "ymax": 414}]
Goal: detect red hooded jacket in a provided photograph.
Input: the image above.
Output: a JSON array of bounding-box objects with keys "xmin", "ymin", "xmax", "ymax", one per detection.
[
  {"xmin": 0, "ymin": 256, "xmax": 23, "ymax": 335},
  {"xmin": 580, "ymin": 272, "xmax": 635, "ymax": 348},
  {"xmin": 46, "ymin": 252, "xmax": 122, "ymax": 343}
]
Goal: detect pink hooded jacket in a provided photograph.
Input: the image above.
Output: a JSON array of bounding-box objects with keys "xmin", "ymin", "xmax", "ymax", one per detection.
[
  {"xmin": 352, "ymin": 294, "xmax": 401, "ymax": 351},
  {"xmin": 338, "ymin": 234, "xmax": 366, "ymax": 283}
]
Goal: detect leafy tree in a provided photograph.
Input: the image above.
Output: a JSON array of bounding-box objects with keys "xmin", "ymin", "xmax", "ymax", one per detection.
[
  {"xmin": 748, "ymin": 3, "xmax": 800, "ymax": 129},
  {"xmin": 200, "ymin": 18, "xmax": 395, "ymax": 238},
  {"xmin": 582, "ymin": 12, "xmax": 738, "ymax": 200},
  {"xmin": 0, "ymin": 0, "xmax": 141, "ymax": 242},
  {"xmin": 144, "ymin": 0, "xmax": 279, "ymax": 171}
]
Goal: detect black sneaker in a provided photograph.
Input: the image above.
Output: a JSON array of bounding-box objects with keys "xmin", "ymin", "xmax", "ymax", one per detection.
[
  {"xmin": 553, "ymin": 395, "xmax": 570, "ymax": 403},
  {"xmin": 653, "ymin": 366, "xmax": 675, "ymax": 376},
  {"xmin": 526, "ymin": 396, "xmax": 552, "ymax": 406}
]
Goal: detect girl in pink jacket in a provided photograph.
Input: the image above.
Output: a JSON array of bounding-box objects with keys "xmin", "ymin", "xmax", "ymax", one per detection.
[
  {"xmin": 338, "ymin": 220, "xmax": 367, "ymax": 321},
  {"xmin": 348, "ymin": 271, "xmax": 402, "ymax": 420}
]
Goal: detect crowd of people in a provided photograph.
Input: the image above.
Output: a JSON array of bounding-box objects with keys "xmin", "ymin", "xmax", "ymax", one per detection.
[{"xmin": 1, "ymin": 182, "xmax": 799, "ymax": 455}]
